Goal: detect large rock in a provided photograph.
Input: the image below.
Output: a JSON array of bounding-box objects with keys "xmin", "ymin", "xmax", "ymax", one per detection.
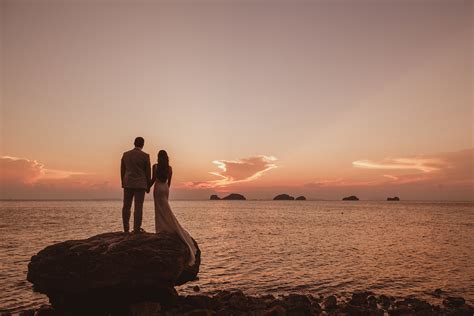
[
  {"xmin": 387, "ymin": 196, "xmax": 400, "ymax": 201},
  {"xmin": 27, "ymin": 232, "xmax": 200, "ymax": 314},
  {"xmin": 210, "ymin": 194, "xmax": 221, "ymax": 200}
]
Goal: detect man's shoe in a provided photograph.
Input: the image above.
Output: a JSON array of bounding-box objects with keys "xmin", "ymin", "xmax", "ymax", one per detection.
[{"xmin": 132, "ymin": 228, "xmax": 146, "ymax": 234}]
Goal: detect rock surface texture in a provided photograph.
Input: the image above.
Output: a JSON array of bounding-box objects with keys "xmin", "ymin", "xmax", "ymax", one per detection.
[{"xmin": 27, "ymin": 232, "xmax": 200, "ymax": 314}]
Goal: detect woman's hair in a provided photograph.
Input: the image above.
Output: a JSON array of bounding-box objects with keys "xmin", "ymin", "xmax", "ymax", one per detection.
[{"xmin": 156, "ymin": 150, "xmax": 169, "ymax": 182}]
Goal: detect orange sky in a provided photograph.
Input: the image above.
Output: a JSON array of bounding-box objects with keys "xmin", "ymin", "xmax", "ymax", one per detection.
[{"xmin": 0, "ymin": 1, "xmax": 473, "ymax": 200}]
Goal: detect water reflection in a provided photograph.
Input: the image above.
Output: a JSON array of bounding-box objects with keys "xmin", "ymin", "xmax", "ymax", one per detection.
[{"xmin": 0, "ymin": 200, "xmax": 473, "ymax": 312}]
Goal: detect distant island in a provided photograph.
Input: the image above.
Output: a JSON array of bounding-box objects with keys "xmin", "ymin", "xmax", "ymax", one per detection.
[
  {"xmin": 342, "ymin": 195, "xmax": 359, "ymax": 201},
  {"xmin": 273, "ymin": 194, "xmax": 295, "ymax": 200},
  {"xmin": 208, "ymin": 195, "xmax": 403, "ymax": 201},
  {"xmin": 273, "ymin": 194, "xmax": 307, "ymax": 200},
  {"xmin": 210, "ymin": 193, "xmax": 246, "ymax": 200},
  {"xmin": 211, "ymin": 194, "xmax": 310, "ymax": 201},
  {"xmin": 223, "ymin": 193, "xmax": 246, "ymax": 200}
]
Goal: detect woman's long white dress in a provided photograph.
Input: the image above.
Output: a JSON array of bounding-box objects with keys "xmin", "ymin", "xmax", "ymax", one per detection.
[{"xmin": 153, "ymin": 179, "xmax": 197, "ymax": 266}]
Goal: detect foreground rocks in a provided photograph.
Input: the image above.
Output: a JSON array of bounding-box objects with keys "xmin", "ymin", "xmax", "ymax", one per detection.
[
  {"xmin": 22, "ymin": 233, "xmax": 473, "ymax": 315},
  {"xmin": 10, "ymin": 290, "xmax": 473, "ymax": 316},
  {"xmin": 27, "ymin": 232, "xmax": 200, "ymax": 315}
]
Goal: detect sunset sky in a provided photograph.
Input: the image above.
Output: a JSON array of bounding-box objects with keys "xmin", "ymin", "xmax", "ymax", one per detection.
[{"xmin": 1, "ymin": 0, "xmax": 473, "ymax": 200}]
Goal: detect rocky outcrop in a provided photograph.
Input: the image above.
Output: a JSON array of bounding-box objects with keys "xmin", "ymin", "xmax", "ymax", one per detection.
[
  {"xmin": 342, "ymin": 195, "xmax": 359, "ymax": 201},
  {"xmin": 222, "ymin": 193, "xmax": 246, "ymax": 200},
  {"xmin": 27, "ymin": 232, "xmax": 200, "ymax": 314},
  {"xmin": 209, "ymin": 195, "xmax": 221, "ymax": 200},
  {"xmin": 273, "ymin": 194, "xmax": 295, "ymax": 200},
  {"xmin": 295, "ymin": 196, "xmax": 306, "ymax": 200},
  {"xmin": 387, "ymin": 196, "xmax": 400, "ymax": 201},
  {"xmin": 16, "ymin": 290, "xmax": 474, "ymax": 316}
]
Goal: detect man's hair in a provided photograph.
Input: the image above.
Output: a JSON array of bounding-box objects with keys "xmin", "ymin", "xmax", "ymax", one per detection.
[{"xmin": 134, "ymin": 137, "xmax": 145, "ymax": 148}]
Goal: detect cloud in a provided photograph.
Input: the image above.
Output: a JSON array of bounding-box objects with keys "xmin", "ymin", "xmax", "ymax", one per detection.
[
  {"xmin": 0, "ymin": 156, "xmax": 114, "ymax": 199},
  {"xmin": 0, "ymin": 156, "xmax": 85, "ymax": 185},
  {"xmin": 303, "ymin": 149, "xmax": 473, "ymax": 191},
  {"xmin": 185, "ymin": 155, "xmax": 277, "ymax": 189},
  {"xmin": 352, "ymin": 157, "xmax": 445, "ymax": 173},
  {"xmin": 304, "ymin": 178, "xmax": 380, "ymax": 188},
  {"xmin": 304, "ymin": 179, "xmax": 344, "ymax": 187},
  {"xmin": 352, "ymin": 149, "xmax": 473, "ymax": 185}
]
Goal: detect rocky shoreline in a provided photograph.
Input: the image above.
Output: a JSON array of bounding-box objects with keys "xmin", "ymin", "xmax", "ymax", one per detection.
[
  {"xmin": 2, "ymin": 289, "xmax": 473, "ymax": 316},
  {"xmin": 9, "ymin": 232, "xmax": 473, "ymax": 315}
]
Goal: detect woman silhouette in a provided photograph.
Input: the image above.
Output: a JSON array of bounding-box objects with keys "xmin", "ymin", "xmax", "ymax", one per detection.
[{"xmin": 150, "ymin": 150, "xmax": 197, "ymax": 266}]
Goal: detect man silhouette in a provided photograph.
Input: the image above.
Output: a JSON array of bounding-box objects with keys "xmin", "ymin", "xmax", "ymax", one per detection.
[{"xmin": 121, "ymin": 137, "xmax": 151, "ymax": 233}]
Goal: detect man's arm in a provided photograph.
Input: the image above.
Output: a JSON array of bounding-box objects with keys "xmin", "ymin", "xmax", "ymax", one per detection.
[
  {"xmin": 145, "ymin": 154, "xmax": 152, "ymax": 192},
  {"xmin": 120, "ymin": 156, "xmax": 126, "ymax": 186}
]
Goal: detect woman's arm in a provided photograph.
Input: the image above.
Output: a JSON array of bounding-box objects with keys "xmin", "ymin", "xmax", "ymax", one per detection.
[
  {"xmin": 150, "ymin": 164, "xmax": 157, "ymax": 190},
  {"xmin": 168, "ymin": 166, "xmax": 173, "ymax": 187}
]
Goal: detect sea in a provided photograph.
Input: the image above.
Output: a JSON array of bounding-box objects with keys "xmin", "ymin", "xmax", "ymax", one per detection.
[{"xmin": 0, "ymin": 200, "xmax": 473, "ymax": 313}]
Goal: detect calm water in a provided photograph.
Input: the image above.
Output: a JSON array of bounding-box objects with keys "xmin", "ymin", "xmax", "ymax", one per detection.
[{"xmin": 0, "ymin": 200, "xmax": 473, "ymax": 312}]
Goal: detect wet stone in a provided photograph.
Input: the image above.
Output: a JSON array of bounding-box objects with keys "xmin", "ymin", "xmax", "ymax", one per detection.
[
  {"xmin": 367, "ymin": 295, "xmax": 378, "ymax": 309},
  {"xmin": 323, "ymin": 295, "xmax": 337, "ymax": 310},
  {"xmin": 377, "ymin": 294, "xmax": 392, "ymax": 309},
  {"xmin": 263, "ymin": 305, "xmax": 286, "ymax": 316},
  {"xmin": 443, "ymin": 296, "xmax": 466, "ymax": 308}
]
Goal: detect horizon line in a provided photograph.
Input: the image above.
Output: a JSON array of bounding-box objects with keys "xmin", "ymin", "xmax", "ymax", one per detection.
[{"xmin": 1, "ymin": 198, "xmax": 473, "ymax": 203}]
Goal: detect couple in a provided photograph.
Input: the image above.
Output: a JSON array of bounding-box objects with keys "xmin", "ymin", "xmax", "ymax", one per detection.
[{"xmin": 120, "ymin": 136, "xmax": 197, "ymax": 266}]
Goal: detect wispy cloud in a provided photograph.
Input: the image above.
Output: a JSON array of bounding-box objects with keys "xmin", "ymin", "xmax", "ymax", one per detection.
[
  {"xmin": 352, "ymin": 157, "xmax": 445, "ymax": 173},
  {"xmin": 304, "ymin": 179, "xmax": 344, "ymax": 187},
  {"xmin": 351, "ymin": 150, "xmax": 472, "ymax": 185},
  {"xmin": 304, "ymin": 149, "xmax": 473, "ymax": 189},
  {"xmin": 0, "ymin": 156, "xmax": 85, "ymax": 184},
  {"xmin": 0, "ymin": 156, "xmax": 114, "ymax": 199},
  {"xmin": 304, "ymin": 178, "xmax": 380, "ymax": 188},
  {"xmin": 185, "ymin": 155, "xmax": 277, "ymax": 189}
]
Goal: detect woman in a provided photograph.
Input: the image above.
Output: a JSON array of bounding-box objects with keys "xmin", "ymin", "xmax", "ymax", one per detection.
[{"xmin": 150, "ymin": 150, "xmax": 197, "ymax": 266}]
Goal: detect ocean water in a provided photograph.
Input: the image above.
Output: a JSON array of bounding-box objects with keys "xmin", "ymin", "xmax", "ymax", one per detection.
[{"xmin": 0, "ymin": 200, "xmax": 473, "ymax": 312}]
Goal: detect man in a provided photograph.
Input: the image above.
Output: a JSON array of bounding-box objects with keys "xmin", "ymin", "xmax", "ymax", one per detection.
[{"xmin": 121, "ymin": 137, "xmax": 151, "ymax": 233}]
